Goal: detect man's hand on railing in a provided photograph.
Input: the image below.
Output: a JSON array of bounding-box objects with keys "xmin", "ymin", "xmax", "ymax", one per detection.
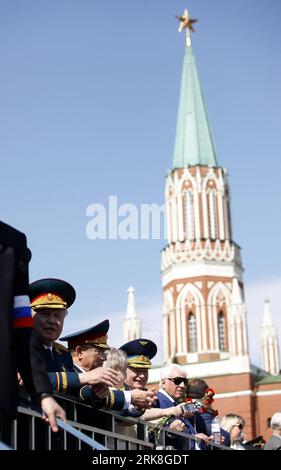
[
  {"xmin": 40, "ymin": 396, "xmax": 66, "ymax": 433},
  {"xmin": 169, "ymin": 419, "xmax": 186, "ymax": 432},
  {"xmin": 195, "ymin": 432, "xmax": 210, "ymax": 444},
  {"xmin": 207, "ymin": 434, "xmax": 226, "ymax": 445},
  {"xmin": 131, "ymin": 389, "xmax": 157, "ymax": 410},
  {"xmin": 79, "ymin": 367, "xmax": 119, "ymax": 387}
]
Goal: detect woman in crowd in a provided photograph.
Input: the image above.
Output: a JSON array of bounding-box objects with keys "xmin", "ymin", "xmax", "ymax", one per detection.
[{"xmin": 221, "ymin": 413, "xmax": 246, "ymax": 450}]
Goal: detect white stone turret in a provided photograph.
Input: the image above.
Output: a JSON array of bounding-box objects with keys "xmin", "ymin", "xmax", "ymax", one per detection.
[
  {"xmin": 123, "ymin": 287, "xmax": 141, "ymax": 343},
  {"xmin": 261, "ymin": 300, "xmax": 280, "ymax": 376}
]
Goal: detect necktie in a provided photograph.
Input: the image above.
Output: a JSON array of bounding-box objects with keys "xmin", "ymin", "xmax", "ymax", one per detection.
[{"xmin": 45, "ymin": 347, "xmax": 54, "ymax": 363}]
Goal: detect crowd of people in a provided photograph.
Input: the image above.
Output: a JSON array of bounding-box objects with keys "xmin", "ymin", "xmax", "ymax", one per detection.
[{"xmin": 1, "ymin": 220, "xmax": 280, "ymax": 451}]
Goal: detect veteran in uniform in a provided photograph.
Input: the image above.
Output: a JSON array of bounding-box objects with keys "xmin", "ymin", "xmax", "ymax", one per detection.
[
  {"xmin": 30, "ymin": 278, "xmax": 76, "ymax": 373},
  {"xmin": 61, "ymin": 320, "xmax": 110, "ymax": 373},
  {"xmin": 61, "ymin": 327, "xmax": 156, "ymax": 412},
  {"xmin": 120, "ymin": 338, "xmax": 157, "ymax": 391},
  {"xmin": 60, "ymin": 320, "xmax": 117, "ymax": 405},
  {"xmin": 30, "ymin": 279, "xmax": 119, "ymax": 399},
  {"xmin": 118, "ymin": 338, "xmax": 158, "ymax": 416}
]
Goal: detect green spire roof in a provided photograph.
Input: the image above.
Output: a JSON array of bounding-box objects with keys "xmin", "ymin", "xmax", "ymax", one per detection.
[{"xmin": 172, "ymin": 46, "xmax": 218, "ymax": 168}]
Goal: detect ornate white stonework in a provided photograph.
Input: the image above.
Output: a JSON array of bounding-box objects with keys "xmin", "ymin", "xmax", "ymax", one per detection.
[
  {"xmin": 161, "ymin": 167, "xmax": 249, "ymax": 368},
  {"xmin": 176, "ymin": 283, "xmax": 184, "ymax": 293},
  {"xmin": 161, "ymin": 239, "xmax": 241, "ymax": 270}
]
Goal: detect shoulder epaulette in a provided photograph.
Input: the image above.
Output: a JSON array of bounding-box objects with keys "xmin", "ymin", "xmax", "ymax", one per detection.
[{"xmin": 54, "ymin": 342, "xmax": 69, "ymax": 354}]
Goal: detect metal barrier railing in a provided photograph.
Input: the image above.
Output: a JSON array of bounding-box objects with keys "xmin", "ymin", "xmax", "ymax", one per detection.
[
  {"xmin": 12, "ymin": 396, "xmax": 153, "ymax": 450},
  {"xmin": 9, "ymin": 394, "xmax": 233, "ymax": 451},
  {"xmin": 13, "ymin": 406, "xmax": 108, "ymax": 450},
  {"xmin": 159, "ymin": 426, "xmax": 233, "ymax": 451},
  {"xmin": 0, "ymin": 440, "xmax": 13, "ymax": 450},
  {"xmin": 57, "ymin": 419, "xmax": 107, "ymax": 450},
  {"xmin": 55, "ymin": 394, "xmax": 154, "ymax": 450}
]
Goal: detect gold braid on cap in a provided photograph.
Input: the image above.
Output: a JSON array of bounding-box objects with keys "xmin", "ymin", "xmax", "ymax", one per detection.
[
  {"xmin": 128, "ymin": 355, "xmax": 151, "ymax": 368},
  {"xmin": 84, "ymin": 335, "xmax": 109, "ymax": 349},
  {"xmin": 31, "ymin": 293, "xmax": 67, "ymax": 310}
]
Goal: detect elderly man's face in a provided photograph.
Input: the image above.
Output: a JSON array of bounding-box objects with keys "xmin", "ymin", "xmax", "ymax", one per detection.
[
  {"xmin": 161, "ymin": 369, "xmax": 187, "ymax": 400},
  {"xmin": 126, "ymin": 366, "xmax": 149, "ymax": 389},
  {"xmin": 77, "ymin": 345, "xmax": 107, "ymax": 371},
  {"xmin": 33, "ymin": 308, "xmax": 66, "ymax": 346}
]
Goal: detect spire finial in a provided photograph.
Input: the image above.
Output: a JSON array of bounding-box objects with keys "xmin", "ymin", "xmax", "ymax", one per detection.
[{"xmin": 175, "ymin": 8, "xmax": 198, "ymax": 48}]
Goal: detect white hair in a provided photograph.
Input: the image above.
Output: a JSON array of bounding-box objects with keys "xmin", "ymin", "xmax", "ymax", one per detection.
[
  {"xmin": 160, "ymin": 365, "xmax": 187, "ymax": 380},
  {"xmin": 104, "ymin": 348, "xmax": 128, "ymax": 375},
  {"xmin": 271, "ymin": 412, "xmax": 281, "ymax": 430}
]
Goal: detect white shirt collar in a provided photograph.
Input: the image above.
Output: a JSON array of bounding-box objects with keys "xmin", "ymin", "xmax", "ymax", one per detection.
[{"xmin": 74, "ymin": 362, "xmax": 86, "ymax": 373}]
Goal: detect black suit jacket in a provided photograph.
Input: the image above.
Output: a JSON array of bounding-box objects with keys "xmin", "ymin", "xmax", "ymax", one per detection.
[{"xmin": 0, "ymin": 221, "xmax": 51, "ymax": 418}]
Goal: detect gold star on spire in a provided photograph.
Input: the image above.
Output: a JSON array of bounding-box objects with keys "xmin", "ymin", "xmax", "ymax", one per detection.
[{"xmin": 175, "ymin": 9, "xmax": 198, "ymax": 47}]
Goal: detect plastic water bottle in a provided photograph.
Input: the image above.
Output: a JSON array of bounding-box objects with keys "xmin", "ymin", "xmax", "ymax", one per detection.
[{"xmin": 211, "ymin": 416, "xmax": 221, "ymax": 445}]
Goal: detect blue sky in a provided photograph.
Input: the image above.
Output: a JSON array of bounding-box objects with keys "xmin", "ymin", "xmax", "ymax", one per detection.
[{"xmin": 1, "ymin": 0, "xmax": 280, "ymax": 367}]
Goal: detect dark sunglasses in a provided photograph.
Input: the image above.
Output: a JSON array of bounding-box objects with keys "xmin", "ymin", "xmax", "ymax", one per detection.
[
  {"xmin": 234, "ymin": 423, "xmax": 244, "ymax": 430},
  {"xmin": 167, "ymin": 377, "xmax": 188, "ymax": 386}
]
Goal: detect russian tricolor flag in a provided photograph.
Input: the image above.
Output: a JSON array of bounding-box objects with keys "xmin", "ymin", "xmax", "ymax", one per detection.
[{"xmin": 12, "ymin": 295, "xmax": 33, "ymax": 328}]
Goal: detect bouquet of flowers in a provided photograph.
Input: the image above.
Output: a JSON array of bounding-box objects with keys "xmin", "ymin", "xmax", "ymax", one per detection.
[{"xmin": 184, "ymin": 387, "xmax": 218, "ymax": 416}]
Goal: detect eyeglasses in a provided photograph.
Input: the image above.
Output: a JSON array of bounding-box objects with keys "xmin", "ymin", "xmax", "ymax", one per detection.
[
  {"xmin": 234, "ymin": 423, "xmax": 244, "ymax": 430},
  {"xmin": 167, "ymin": 377, "xmax": 188, "ymax": 386},
  {"xmin": 85, "ymin": 346, "xmax": 106, "ymax": 357},
  {"xmin": 95, "ymin": 348, "xmax": 107, "ymax": 356}
]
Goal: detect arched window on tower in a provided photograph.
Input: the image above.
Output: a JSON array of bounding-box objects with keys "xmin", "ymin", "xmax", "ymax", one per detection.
[
  {"xmin": 218, "ymin": 311, "xmax": 226, "ymax": 352},
  {"xmin": 188, "ymin": 312, "xmax": 197, "ymax": 353},
  {"xmin": 208, "ymin": 189, "xmax": 218, "ymax": 239},
  {"xmin": 184, "ymin": 190, "xmax": 195, "ymax": 240}
]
